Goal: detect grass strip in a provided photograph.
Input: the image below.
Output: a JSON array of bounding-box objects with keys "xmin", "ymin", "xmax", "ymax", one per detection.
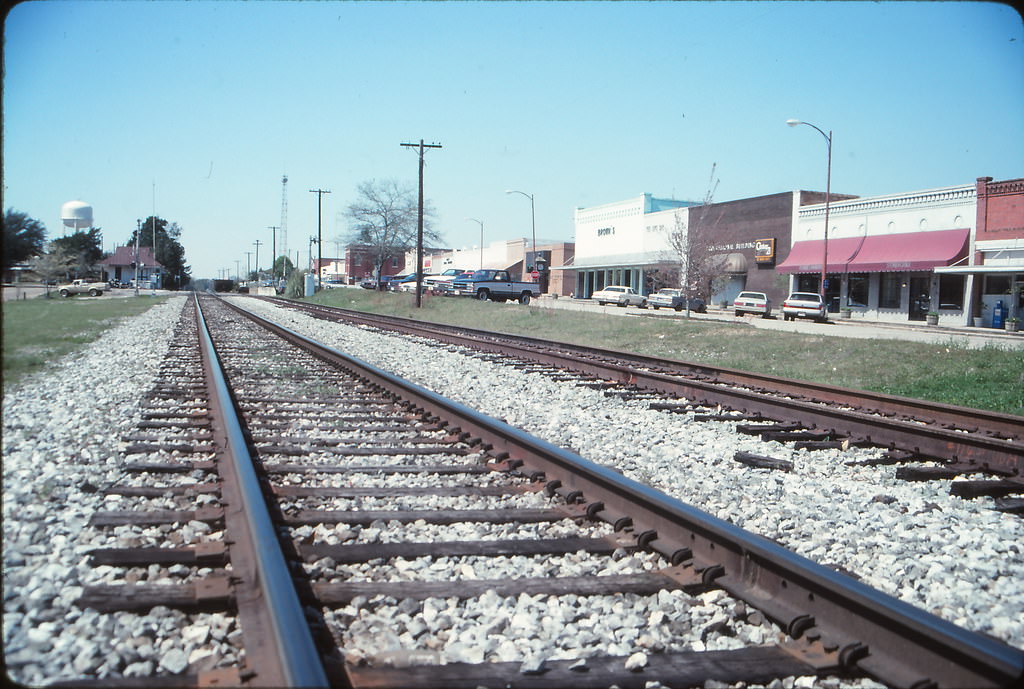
[
  {"xmin": 2, "ymin": 295, "xmax": 170, "ymax": 390},
  {"xmin": 304, "ymin": 289, "xmax": 1024, "ymax": 417}
]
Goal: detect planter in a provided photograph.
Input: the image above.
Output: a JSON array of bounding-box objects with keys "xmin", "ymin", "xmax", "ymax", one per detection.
[
  {"xmin": 1006, "ymin": 321, "xmax": 1020, "ymax": 333},
  {"xmin": 973, "ymin": 317, "xmax": 984, "ymax": 328},
  {"xmin": 925, "ymin": 314, "xmax": 939, "ymax": 326},
  {"xmin": 840, "ymin": 310, "xmax": 852, "ymax": 319}
]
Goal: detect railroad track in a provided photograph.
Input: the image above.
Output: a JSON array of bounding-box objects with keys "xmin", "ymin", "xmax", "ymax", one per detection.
[
  {"xmin": 259, "ymin": 296, "xmax": 1024, "ymax": 508},
  {"xmin": 70, "ymin": 294, "xmax": 1023, "ymax": 688}
]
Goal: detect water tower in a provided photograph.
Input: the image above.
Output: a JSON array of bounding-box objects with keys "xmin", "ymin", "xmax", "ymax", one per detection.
[{"xmin": 60, "ymin": 200, "xmax": 93, "ymax": 234}]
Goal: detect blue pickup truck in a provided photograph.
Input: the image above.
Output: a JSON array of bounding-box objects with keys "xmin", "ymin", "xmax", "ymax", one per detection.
[{"xmin": 449, "ymin": 269, "xmax": 540, "ymax": 304}]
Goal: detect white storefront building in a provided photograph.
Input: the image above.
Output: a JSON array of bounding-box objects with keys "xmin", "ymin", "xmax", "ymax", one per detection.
[
  {"xmin": 571, "ymin": 194, "xmax": 695, "ymax": 298},
  {"xmin": 777, "ymin": 184, "xmax": 979, "ymax": 325}
]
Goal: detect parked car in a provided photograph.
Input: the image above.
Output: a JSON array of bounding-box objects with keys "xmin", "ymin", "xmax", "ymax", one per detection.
[
  {"xmin": 423, "ymin": 268, "xmax": 467, "ymax": 292},
  {"xmin": 380, "ymin": 274, "xmax": 407, "ymax": 290},
  {"xmin": 322, "ymin": 279, "xmax": 347, "ymax": 289},
  {"xmin": 57, "ymin": 279, "xmax": 109, "ymax": 297},
  {"xmin": 592, "ymin": 285, "xmax": 647, "ymax": 308},
  {"xmin": 781, "ymin": 292, "xmax": 828, "ymax": 322},
  {"xmin": 396, "ymin": 273, "xmax": 434, "ymax": 293},
  {"xmin": 450, "ymin": 270, "xmax": 540, "ymax": 304},
  {"xmin": 647, "ymin": 288, "xmax": 706, "ymax": 313},
  {"xmin": 375, "ymin": 275, "xmax": 402, "ymax": 290},
  {"xmin": 733, "ymin": 291, "xmax": 771, "ymax": 318}
]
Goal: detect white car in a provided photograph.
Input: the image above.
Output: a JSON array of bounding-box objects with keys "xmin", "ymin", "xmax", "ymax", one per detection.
[
  {"xmin": 592, "ymin": 285, "xmax": 647, "ymax": 308},
  {"xmin": 733, "ymin": 291, "xmax": 772, "ymax": 318},
  {"xmin": 781, "ymin": 292, "xmax": 828, "ymax": 322}
]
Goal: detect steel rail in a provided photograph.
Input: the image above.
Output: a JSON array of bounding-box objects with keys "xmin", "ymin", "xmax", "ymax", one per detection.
[
  {"xmin": 262, "ymin": 298, "xmax": 1023, "ymax": 476},
  {"xmin": 194, "ymin": 295, "xmax": 329, "ymax": 687},
  {"xmin": 267, "ymin": 298, "xmax": 1023, "ymax": 437},
  {"xmin": 226, "ymin": 297, "xmax": 1024, "ymax": 689}
]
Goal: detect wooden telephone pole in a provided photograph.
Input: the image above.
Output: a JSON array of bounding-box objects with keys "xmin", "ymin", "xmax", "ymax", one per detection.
[{"xmin": 400, "ymin": 139, "xmax": 442, "ymax": 307}]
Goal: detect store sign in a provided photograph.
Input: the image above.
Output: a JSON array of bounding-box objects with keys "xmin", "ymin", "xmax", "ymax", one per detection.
[{"xmin": 755, "ymin": 238, "xmax": 776, "ymax": 264}]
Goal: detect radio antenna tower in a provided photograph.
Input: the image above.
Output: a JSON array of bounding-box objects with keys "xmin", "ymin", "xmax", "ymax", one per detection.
[{"xmin": 279, "ymin": 174, "xmax": 289, "ymax": 274}]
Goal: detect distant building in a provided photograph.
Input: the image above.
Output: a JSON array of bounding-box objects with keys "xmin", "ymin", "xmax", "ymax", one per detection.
[{"xmin": 98, "ymin": 246, "xmax": 164, "ymax": 287}]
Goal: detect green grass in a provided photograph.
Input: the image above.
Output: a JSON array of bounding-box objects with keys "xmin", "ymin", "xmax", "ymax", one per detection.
[
  {"xmin": 303, "ymin": 289, "xmax": 1024, "ymax": 416},
  {"xmin": 2, "ymin": 295, "xmax": 170, "ymax": 389}
]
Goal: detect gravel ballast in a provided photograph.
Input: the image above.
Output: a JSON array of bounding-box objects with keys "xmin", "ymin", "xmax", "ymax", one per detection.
[
  {"xmin": 231, "ymin": 298, "xmax": 1024, "ymax": 651},
  {"xmin": 4, "ymin": 295, "xmax": 1021, "ymax": 686}
]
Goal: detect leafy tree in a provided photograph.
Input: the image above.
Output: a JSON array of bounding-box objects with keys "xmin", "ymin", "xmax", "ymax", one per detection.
[
  {"xmin": 284, "ymin": 269, "xmax": 308, "ymax": 298},
  {"xmin": 49, "ymin": 227, "xmax": 104, "ymax": 278},
  {"xmin": 340, "ymin": 179, "xmax": 439, "ymax": 286},
  {"xmin": 3, "ymin": 209, "xmax": 47, "ymax": 271},
  {"xmin": 273, "ymin": 254, "xmax": 295, "ymax": 279},
  {"xmin": 126, "ymin": 216, "xmax": 191, "ymax": 290}
]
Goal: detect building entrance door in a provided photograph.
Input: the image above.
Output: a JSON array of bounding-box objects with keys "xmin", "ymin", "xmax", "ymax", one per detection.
[{"xmin": 909, "ymin": 277, "xmax": 930, "ymax": 321}]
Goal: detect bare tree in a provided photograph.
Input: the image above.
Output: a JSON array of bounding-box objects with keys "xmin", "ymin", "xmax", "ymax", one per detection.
[
  {"xmin": 339, "ymin": 179, "xmax": 440, "ymax": 286},
  {"xmin": 663, "ymin": 164, "xmax": 722, "ymax": 317},
  {"xmin": 30, "ymin": 243, "xmax": 75, "ymax": 296}
]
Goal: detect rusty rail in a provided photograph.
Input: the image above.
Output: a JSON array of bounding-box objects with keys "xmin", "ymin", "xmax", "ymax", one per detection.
[
  {"xmin": 227, "ymin": 297, "xmax": 1024, "ymax": 689},
  {"xmin": 195, "ymin": 294, "xmax": 329, "ymax": 687},
  {"xmin": 263, "ymin": 299, "xmax": 1023, "ymax": 477}
]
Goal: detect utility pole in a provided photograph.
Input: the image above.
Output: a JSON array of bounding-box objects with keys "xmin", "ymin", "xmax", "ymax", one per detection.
[
  {"xmin": 134, "ymin": 219, "xmax": 141, "ymax": 296},
  {"xmin": 400, "ymin": 139, "xmax": 442, "ymax": 307},
  {"xmin": 268, "ymin": 226, "xmax": 280, "ymax": 280},
  {"xmin": 309, "ymin": 189, "xmax": 331, "ymax": 290},
  {"xmin": 235, "ymin": 260, "xmax": 240, "ymax": 282},
  {"xmin": 254, "ymin": 240, "xmax": 263, "ymax": 280},
  {"xmin": 244, "ymin": 251, "xmax": 253, "ymax": 282},
  {"xmin": 279, "ymin": 174, "xmax": 289, "ymax": 275}
]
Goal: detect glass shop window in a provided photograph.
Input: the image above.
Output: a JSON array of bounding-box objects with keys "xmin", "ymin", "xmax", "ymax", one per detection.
[
  {"xmin": 938, "ymin": 274, "xmax": 965, "ymax": 310},
  {"xmin": 846, "ymin": 274, "xmax": 869, "ymax": 308},
  {"xmin": 879, "ymin": 273, "xmax": 901, "ymax": 309},
  {"xmin": 984, "ymin": 275, "xmax": 1011, "ymax": 295}
]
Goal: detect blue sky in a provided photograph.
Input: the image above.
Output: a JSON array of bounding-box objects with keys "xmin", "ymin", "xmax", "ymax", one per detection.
[{"xmin": 4, "ymin": 1, "xmax": 1023, "ymax": 280}]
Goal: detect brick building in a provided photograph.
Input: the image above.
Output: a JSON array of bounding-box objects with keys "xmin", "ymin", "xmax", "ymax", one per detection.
[{"xmin": 936, "ymin": 176, "xmax": 1024, "ymax": 325}]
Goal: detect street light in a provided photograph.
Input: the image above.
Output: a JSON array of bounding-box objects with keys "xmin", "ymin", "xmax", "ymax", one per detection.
[
  {"xmin": 505, "ymin": 190, "xmax": 536, "ymax": 278},
  {"xmin": 465, "ymin": 218, "xmax": 484, "ymax": 270},
  {"xmin": 787, "ymin": 119, "xmax": 832, "ymax": 302}
]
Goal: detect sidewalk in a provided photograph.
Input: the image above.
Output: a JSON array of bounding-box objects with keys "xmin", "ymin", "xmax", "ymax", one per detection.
[{"xmin": 533, "ymin": 296, "xmax": 1023, "ymax": 350}]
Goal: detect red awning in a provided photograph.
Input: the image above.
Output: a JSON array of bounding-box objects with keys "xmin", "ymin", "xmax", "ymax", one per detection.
[{"xmin": 776, "ymin": 228, "xmax": 970, "ymax": 274}]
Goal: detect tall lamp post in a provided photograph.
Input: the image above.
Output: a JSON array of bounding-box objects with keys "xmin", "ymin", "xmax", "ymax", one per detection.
[
  {"xmin": 465, "ymin": 217, "xmax": 484, "ymax": 270},
  {"xmin": 786, "ymin": 119, "xmax": 832, "ymax": 302},
  {"xmin": 505, "ymin": 190, "xmax": 536, "ymax": 278}
]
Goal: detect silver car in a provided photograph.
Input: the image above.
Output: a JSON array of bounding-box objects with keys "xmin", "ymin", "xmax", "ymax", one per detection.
[{"xmin": 592, "ymin": 285, "xmax": 647, "ymax": 308}]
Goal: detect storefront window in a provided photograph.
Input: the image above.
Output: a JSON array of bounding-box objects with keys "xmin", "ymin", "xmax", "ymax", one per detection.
[
  {"xmin": 879, "ymin": 273, "xmax": 901, "ymax": 309},
  {"xmin": 938, "ymin": 274, "xmax": 965, "ymax": 310},
  {"xmin": 846, "ymin": 273, "xmax": 868, "ymax": 308},
  {"xmin": 796, "ymin": 275, "xmax": 819, "ymax": 293},
  {"xmin": 985, "ymin": 275, "xmax": 1011, "ymax": 295}
]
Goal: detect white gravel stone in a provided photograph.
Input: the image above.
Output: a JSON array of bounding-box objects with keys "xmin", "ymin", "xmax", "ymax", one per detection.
[
  {"xmin": 5, "ymin": 293, "xmax": 1020, "ymax": 686},
  {"xmin": 233, "ymin": 297, "xmax": 1024, "ymax": 654}
]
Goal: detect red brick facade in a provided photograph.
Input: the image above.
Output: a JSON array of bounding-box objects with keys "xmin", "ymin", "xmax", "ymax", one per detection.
[{"xmin": 976, "ymin": 176, "xmax": 1024, "ymax": 243}]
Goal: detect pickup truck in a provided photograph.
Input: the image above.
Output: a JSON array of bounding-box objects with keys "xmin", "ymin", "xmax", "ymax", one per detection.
[
  {"xmin": 57, "ymin": 279, "xmax": 109, "ymax": 297},
  {"xmin": 450, "ymin": 269, "xmax": 540, "ymax": 304}
]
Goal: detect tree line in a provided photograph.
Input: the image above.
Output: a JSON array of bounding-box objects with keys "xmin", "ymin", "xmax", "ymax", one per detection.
[{"xmin": 2, "ymin": 209, "xmax": 191, "ymax": 289}]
